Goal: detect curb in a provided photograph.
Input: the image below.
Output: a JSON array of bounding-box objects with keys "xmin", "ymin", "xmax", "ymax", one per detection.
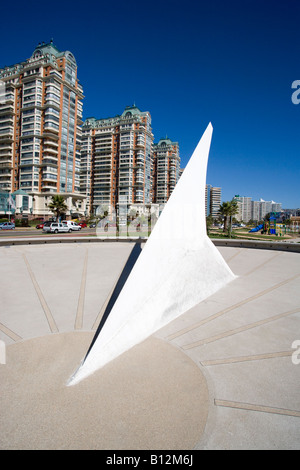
[{"xmin": 0, "ymin": 236, "xmax": 299, "ymax": 253}]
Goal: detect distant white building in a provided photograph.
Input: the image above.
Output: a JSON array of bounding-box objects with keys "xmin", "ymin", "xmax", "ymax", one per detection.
[
  {"xmin": 234, "ymin": 196, "xmax": 252, "ymax": 222},
  {"xmin": 233, "ymin": 195, "xmax": 282, "ymax": 222}
]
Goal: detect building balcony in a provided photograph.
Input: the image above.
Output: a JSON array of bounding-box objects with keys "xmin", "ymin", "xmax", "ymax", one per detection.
[
  {"xmin": 41, "ymin": 176, "xmax": 58, "ymax": 184},
  {"xmin": 43, "ymin": 124, "xmax": 59, "ymax": 134},
  {"xmin": 119, "ymin": 162, "xmax": 133, "ymax": 169},
  {"xmin": 43, "ymin": 147, "xmax": 58, "ymax": 156},
  {"xmin": 42, "ymin": 174, "xmax": 57, "ymax": 183},
  {"xmin": 0, "ymin": 128, "xmax": 14, "ymax": 137},
  {"xmin": 43, "ymin": 139, "xmax": 59, "ymax": 148},
  {"xmin": 135, "ymin": 159, "xmax": 145, "ymax": 166},
  {"xmin": 49, "ymin": 70, "xmax": 63, "ymax": 80},
  {"xmin": 2, "ymin": 94, "xmax": 14, "ymax": 104},
  {"xmin": 0, "ymin": 161, "xmax": 12, "ymax": 169},
  {"xmin": 94, "ymin": 146, "xmax": 112, "ymax": 152},
  {"xmin": 0, "ymin": 182, "xmax": 12, "ymax": 191},
  {"xmin": 0, "ymin": 171, "xmax": 12, "ymax": 180},
  {"xmin": 0, "ymin": 116, "xmax": 14, "ymax": 126},
  {"xmin": 93, "ymin": 172, "xmax": 111, "ymax": 179},
  {"xmin": 92, "ymin": 164, "xmax": 110, "ymax": 174},
  {"xmin": 44, "ymin": 100, "xmax": 60, "ymax": 110},
  {"xmin": 94, "ymin": 139, "xmax": 112, "ymax": 145},
  {"xmin": 135, "ymin": 142, "xmax": 145, "ymax": 148},
  {"xmin": 0, "ymin": 105, "xmax": 14, "ymax": 115},
  {"xmin": 0, "ymin": 152, "xmax": 13, "ymax": 161},
  {"xmin": 41, "ymin": 131, "xmax": 59, "ymax": 140},
  {"xmin": 41, "ymin": 183, "xmax": 57, "ymax": 191},
  {"xmin": 0, "ymin": 134, "xmax": 14, "ymax": 144},
  {"xmin": 41, "ymin": 159, "xmax": 58, "ymax": 167},
  {"xmin": 42, "ymin": 102, "xmax": 60, "ymax": 112},
  {"xmin": 0, "ymin": 147, "xmax": 13, "ymax": 159}
]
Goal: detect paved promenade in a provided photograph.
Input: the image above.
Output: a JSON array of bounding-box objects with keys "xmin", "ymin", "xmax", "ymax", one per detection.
[{"xmin": 0, "ymin": 240, "xmax": 299, "ymax": 449}]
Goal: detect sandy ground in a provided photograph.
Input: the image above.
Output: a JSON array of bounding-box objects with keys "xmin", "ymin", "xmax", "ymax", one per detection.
[{"xmin": 0, "ymin": 332, "xmax": 208, "ymax": 450}]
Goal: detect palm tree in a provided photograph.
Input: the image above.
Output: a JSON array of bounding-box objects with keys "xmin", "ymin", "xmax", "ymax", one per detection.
[
  {"xmin": 206, "ymin": 215, "xmax": 214, "ymax": 235},
  {"xmin": 47, "ymin": 195, "xmax": 68, "ymax": 221},
  {"xmin": 219, "ymin": 201, "xmax": 231, "ymax": 232},
  {"xmin": 219, "ymin": 199, "xmax": 239, "ymax": 236},
  {"xmin": 227, "ymin": 199, "xmax": 239, "ymax": 237}
]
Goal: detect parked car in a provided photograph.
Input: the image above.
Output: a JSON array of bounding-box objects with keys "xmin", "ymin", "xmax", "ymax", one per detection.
[
  {"xmin": 61, "ymin": 221, "xmax": 81, "ymax": 231},
  {"xmin": 78, "ymin": 222, "xmax": 87, "ymax": 228},
  {"xmin": 0, "ymin": 222, "xmax": 15, "ymax": 230},
  {"xmin": 89, "ymin": 223, "xmax": 96, "ymax": 228},
  {"xmin": 36, "ymin": 223, "xmax": 44, "ymax": 229},
  {"xmin": 42, "ymin": 222, "xmax": 69, "ymax": 234}
]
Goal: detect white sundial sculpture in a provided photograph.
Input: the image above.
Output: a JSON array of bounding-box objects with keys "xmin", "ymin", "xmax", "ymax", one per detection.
[{"xmin": 68, "ymin": 123, "xmax": 236, "ymax": 386}]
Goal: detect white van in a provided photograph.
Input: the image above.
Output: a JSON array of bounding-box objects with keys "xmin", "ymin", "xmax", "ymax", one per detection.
[
  {"xmin": 62, "ymin": 220, "xmax": 81, "ymax": 231},
  {"xmin": 43, "ymin": 223, "xmax": 69, "ymax": 234}
]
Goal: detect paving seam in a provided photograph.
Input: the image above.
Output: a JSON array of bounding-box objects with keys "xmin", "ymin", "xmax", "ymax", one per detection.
[
  {"xmin": 74, "ymin": 249, "xmax": 88, "ymax": 330},
  {"xmin": 200, "ymin": 350, "xmax": 293, "ymax": 366},
  {"xmin": 182, "ymin": 307, "xmax": 300, "ymax": 349},
  {"xmin": 0, "ymin": 323, "xmax": 22, "ymax": 342},
  {"xmin": 214, "ymin": 399, "xmax": 300, "ymax": 418},
  {"xmin": 22, "ymin": 253, "xmax": 59, "ymax": 334},
  {"xmin": 91, "ymin": 245, "xmax": 138, "ymax": 331},
  {"xmin": 167, "ymin": 273, "xmax": 300, "ymax": 341},
  {"xmin": 244, "ymin": 251, "xmax": 283, "ymax": 276},
  {"xmin": 224, "ymin": 249, "xmax": 242, "ymax": 262}
]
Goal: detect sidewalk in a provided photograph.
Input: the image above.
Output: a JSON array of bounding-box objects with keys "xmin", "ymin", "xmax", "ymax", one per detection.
[{"xmin": 0, "ymin": 241, "xmax": 299, "ymax": 449}]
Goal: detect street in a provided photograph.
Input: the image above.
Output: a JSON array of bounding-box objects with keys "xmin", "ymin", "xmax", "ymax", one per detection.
[{"xmin": 0, "ymin": 227, "xmax": 97, "ymax": 238}]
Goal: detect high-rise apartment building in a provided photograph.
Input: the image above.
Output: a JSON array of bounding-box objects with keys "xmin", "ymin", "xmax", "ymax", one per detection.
[
  {"xmin": 152, "ymin": 138, "xmax": 180, "ymax": 204},
  {"xmin": 234, "ymin": 196, "xmax": 252, "ymax": 222},
  {"xmin": 0, "ymin": 41, "xmax": 86, "ymax": 218},
  {"xmin": 205, "ymin": 185, "xmax": 222, "ymax": 217},
  {"xmin": 210, "ymin": 186, "xmax": 222, "ymax": 217},
  {"xmin": 81, "ymin": 105, "xmax": 154, "ymax": 214}
]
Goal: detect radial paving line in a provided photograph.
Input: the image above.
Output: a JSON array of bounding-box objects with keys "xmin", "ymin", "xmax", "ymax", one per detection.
[
  {"xmin": 215, "ymin": 399, "xmax": 300, "ymax": 418},
  {"xmin": 91, "ymin": 244, "xmax": 141, "ymax": 331},
  {"xmin": 22, "ymin": 253, "xmax": 58, "ymax": 334},
  {"xmin": 183, "ymin": 307, "xmax": 300, "ymax": 349},
  {"xmin": 244, "ymin": 251, "xmax": 283, "ymax": 276},
  {"xmin": 74, "ymin": 249, "xmax": 88, "ymax": 330},
  {"xmin": 0, "ymin": 322, "xmax": 22, "ymax": 342},
  {"xmin": 91, "ymin": 254, "xmax": 131, "ymax": 330},
  {"xmin": 92, "ymin": 274, "xmax": 120, "ymax": 331},
  {"xmin": 224, "ymin": 249, "xmax": 242, "ymax": 263},
  {"xmin": 167, "ymin": 273, "xmax": 300, "ymax": 341},
  {"xmin": 200, "ymin": 350, "xmax": 293, "ymax": 366}
]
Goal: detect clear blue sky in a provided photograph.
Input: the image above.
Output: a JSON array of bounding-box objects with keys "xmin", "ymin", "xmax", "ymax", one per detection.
[{"xmin": 1, "ymin": 0, "xmax": 299, "ymax": 207}]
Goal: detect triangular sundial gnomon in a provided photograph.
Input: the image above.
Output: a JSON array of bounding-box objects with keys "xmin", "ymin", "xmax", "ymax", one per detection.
[{"xmin": 69, "ymin": 123, "xmax": 236, "ymax": 385}]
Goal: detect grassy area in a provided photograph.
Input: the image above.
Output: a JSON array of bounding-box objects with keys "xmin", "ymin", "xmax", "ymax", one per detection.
[{"xmin": 208, "ymin": 228, "xmax": 292, "ymax": 242}]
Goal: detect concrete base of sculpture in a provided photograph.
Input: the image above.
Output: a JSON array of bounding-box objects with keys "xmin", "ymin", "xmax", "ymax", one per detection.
[{"xmin": 69, "ymin": 123, "xmax": 236, "ymax": 386}]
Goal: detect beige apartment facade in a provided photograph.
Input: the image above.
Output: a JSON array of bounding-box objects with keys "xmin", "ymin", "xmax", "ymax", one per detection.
[
  {"xmin": 0, "ymin": 41, "xmax": 86, "ymax": 219},
  {"xmin": 152, "ymin": 138, "xmax": 180, "ymax": 204},
  {"xmin": 81, "ymin": 105, "xmax": 154, "ymax": 216}
]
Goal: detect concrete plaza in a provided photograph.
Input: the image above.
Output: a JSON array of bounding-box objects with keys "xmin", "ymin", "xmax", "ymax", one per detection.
[{"xmin": 0, "ymin": 239, "xmax": 299, "ymax": 449}]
